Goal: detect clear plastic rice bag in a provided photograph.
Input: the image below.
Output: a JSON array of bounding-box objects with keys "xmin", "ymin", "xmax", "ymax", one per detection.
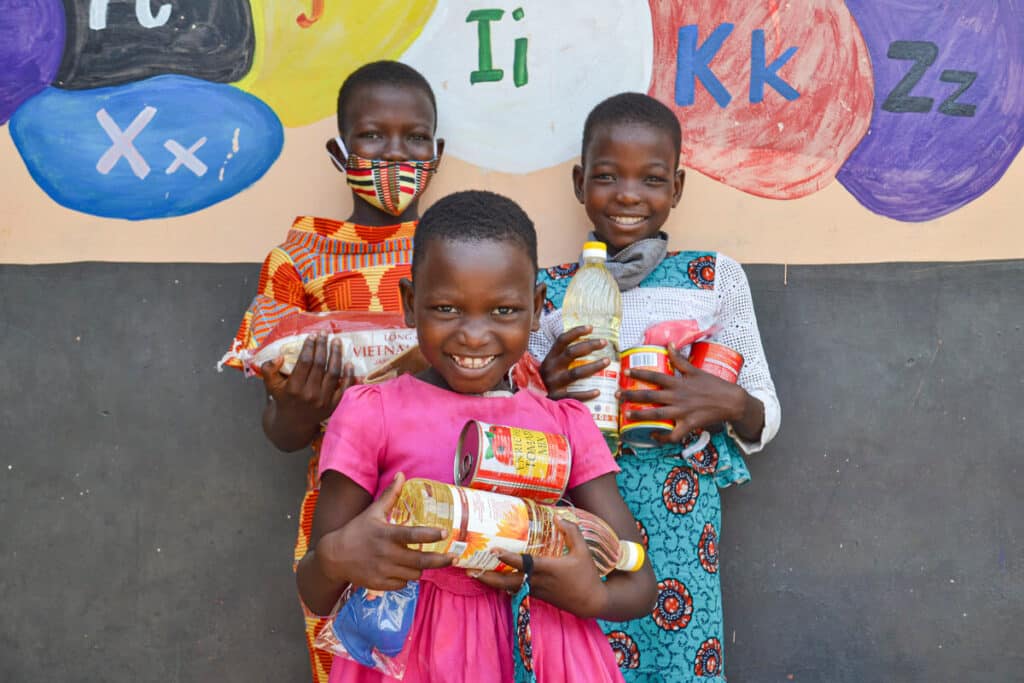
[
  {"xmin": 218, "ymin": 310, "xmax": 420, "ymax": 380},
  {"xmin": 314, "ymin": 582, "xmax": 419, "ymax": 679}
]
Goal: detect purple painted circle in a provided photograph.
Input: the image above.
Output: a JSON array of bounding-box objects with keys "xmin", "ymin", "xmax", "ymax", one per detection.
[
  {"xmin": 0, "ymin": 0, "xmax": 65, "ymax": 124},
  {"xmin": 838, "ymin": 1, "xmax": 1024, "ymax": 221}
]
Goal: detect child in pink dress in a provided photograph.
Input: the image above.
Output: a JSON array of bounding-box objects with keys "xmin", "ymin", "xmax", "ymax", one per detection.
[{"xmin": 296, "ymin": 190, "xmax": 657, "ymax": 682}]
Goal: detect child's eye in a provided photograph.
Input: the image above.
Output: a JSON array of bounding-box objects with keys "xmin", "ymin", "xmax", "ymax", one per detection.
[
  {"xmin": 646, "ymin": 175, "xmax": 668, "ymax": 184},
  {"xmin": 359, "ymin": 131, "xmax": 382, "ymax": 140},
  {"xmin": 408, "ymin": 133, "xmax": 430, "ymax": 143},
  {"xmin": 593, "ymin": 173, "xmax": 615, "ymax": 182},
  {"xmin": 493, "ymin": 306, "xmax": 518, "ymax": 316},
  {"xmin": 434, "ymin": 305, "xmax": 458, "ymax": 314}
]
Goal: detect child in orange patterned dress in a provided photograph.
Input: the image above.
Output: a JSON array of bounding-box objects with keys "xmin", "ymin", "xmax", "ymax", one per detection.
[{"xmin": 225, "ymin": 60, "xmax": 444, "ymax": 683}]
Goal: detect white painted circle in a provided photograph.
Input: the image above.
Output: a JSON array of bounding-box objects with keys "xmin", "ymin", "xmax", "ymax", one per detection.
[{"xmin": 402, "ymin": 1, "xmax": 654, "ymax": 173}]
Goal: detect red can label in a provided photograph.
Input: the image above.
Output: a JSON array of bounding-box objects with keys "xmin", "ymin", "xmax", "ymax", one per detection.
[
  {"xmin": 619, "ymin": 345, "xmax": 674, "ymax": 447},
  {"xmin": 456, "ymin": 421, "xmax": 571, "ymax": 504},
  {"xmin": 688, "ymin": 341, "xmax": 744, "ymax": 384}
]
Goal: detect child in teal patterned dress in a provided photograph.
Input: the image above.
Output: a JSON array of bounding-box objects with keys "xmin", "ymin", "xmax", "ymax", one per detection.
[{"xmin": 529, "ymin": 93, "xmax": 781, "ymax": 682}]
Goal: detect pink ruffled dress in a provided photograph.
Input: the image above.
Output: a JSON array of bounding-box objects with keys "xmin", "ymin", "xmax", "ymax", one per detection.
[{"xmin": 319, "ymin": 374, "xmax": 625, "ymax": 683}]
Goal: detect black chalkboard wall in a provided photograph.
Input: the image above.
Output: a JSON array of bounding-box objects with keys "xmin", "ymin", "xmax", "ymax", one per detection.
[{"xmin": 1, "ymin": 261, "xmax": 1021, "ymax": 682}]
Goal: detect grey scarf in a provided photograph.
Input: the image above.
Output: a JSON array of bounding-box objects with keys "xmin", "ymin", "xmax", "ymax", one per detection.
[{"xmin": 581, "ymin": 231, "xmax": 668, "ymax": 291}]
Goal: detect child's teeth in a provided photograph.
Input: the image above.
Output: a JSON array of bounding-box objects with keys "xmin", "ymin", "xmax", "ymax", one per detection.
[
  {"xmin": 455, "ymin": 355, "xmax": 494, "ymax": 368},
  {"xmin": 613, "ymin": 216, "xmax": 644, "ymax": 225}
]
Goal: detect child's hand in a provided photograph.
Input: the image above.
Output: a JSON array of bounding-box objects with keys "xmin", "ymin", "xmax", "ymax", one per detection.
[
  {"xmin": 315, "ymin": 473, "xmax": 455, "ymax": 592},
  {"xmin": 621, "ymin": 344, "xmax": 748, "ymax": 444},
  {"xmin": 262, "ymin": 333, "xmax": 356, "ymax": 427},
  {"xmin": 472, "ymin": 518, "xmax": 609, "ymax": 619},
  {"xmin": 540, "ymin": 325, "xmax": 610, "ymax": 401}
]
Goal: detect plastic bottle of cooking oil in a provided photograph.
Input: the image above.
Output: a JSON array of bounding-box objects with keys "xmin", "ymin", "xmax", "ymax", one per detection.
[
  {"xmin": 389, "ymin": 478, "xmax": 644, "ymax": 576},
  {"xmin": 562, "ymin": 241, "xmax": 622, "ymax": 449}
]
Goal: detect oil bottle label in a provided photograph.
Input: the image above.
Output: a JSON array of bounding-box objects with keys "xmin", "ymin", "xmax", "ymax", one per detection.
[
  {"xmin": 444, "ymin": 484, "xmax": 531, "ymax": 572},
  {"xmin": 567, "ymin": 358, "xmax": 621, "ymax": 434}
]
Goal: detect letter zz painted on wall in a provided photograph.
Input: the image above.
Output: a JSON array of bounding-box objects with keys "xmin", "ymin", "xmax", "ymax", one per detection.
[{"xmin": 882, "ymin": 41, "xmax": 977, "ymax": 117}]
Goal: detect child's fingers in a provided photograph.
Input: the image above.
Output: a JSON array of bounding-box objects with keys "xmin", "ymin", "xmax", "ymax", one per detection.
[
  {"xmin": 624, "ymin": 367, "xmax": 679, "ymax": 388},
  {"xmin": 565, "ymin": 338, "xmax": 607, "ymax": 360},
  {"xmin": 667, "ymin": 344, "xmax": 699, "ymax": 374},
  {"xmin": 260, "ymin": 357, "xmax": 287, "ymax": 391},
  {"xmin": 624, "ymin": 404, "xmax": 684, "ymax": 428},
  {"xmin": 492, "ymin": 551, "xmax": 525, "ymax": 572},
  {"xmin": 372, "ymin": 472, "xmax": 407, "ymax": 519},
  {"xmin": 547, "ymin": 357, "xmax": 610, "ymax": 399},
  {"xmin": 472, "ymin": 567, "xmax": 526, "ymax": 593},
  {"xmin": 555, "ymin": 517, "xmax": 588, "ymax": 558},
  {"xmin": 368, "ymin": 572, "xmax": 422, "ymax": 592},
  {"xmin": 563, "ymin": 389, "xmax": 602, "ymax": 402},
  {"xmin": 321, "ymin": 338, "xmax": 344, "ymax": 391},
  {"xmin": 551, "ymin": 325, "xmax": 592, "ymax": 353},
  {"xmin": 288, "ymin": 334, "xmax": 319, "ymax": 387},
  {"xmin": 620, "ymin": 387, "xmax": 680, "ymax": 408},
  {"xmin": 388, "ymin": 547, "xmax": 456, "ymax": 573},
  {"xmin": 651, "ymin": 425, "xmax": 690, "ymax": 445},
  {"xmin": 385, "ymin": 524, "xmax": 449, "ymax": 547},
  {"xmin": 304, "ymin": 333, "xmax": 329, "ymax": 386},
  {"xmin": 330, "ymin": 363, "xmax": 355, "ymax": 407}
]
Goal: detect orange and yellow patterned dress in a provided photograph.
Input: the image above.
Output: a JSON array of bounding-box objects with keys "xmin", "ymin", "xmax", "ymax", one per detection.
[{"xmin": 226, "ymin": 215, "xmax": 415, "ymax": 683}]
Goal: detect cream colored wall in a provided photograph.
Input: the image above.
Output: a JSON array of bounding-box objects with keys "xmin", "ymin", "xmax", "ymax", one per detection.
[{"xmin": 1, "ymin": 116, "xmax": 1021, "ymax": 266}]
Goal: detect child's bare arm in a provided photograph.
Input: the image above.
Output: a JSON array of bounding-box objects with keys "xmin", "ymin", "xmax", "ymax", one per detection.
[
  {"xmin": 261, "ymin": 334, "xmax": 355, "ymax": 452},
  {"xmin": 296, "ymin": 472, "xmax": 454, "ymax": 615}
]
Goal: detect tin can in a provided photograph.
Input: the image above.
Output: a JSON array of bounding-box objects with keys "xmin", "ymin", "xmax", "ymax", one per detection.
[
  {"xmin": 456, "ymin": 421, "xmax": 572, "ymax": 504},
  {"xmin": 688, "ymin": 341, "xmax": 744, "ymax": 383},
  {"xmin": 619, "ymin": 345, "xmax": 675, "ymax": 448}
]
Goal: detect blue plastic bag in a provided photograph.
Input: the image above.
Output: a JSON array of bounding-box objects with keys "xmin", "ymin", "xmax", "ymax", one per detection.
[{"xmin": 314, "ymin": 582, "xmax": 419, "ymax": 678}]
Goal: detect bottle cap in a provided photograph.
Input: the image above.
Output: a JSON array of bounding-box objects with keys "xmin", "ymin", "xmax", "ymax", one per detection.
[
  {"xmin": 616, "ymin": 540, "xmax": 646, "ymax": 572},
  {"xmin": 582, "ymin": 241, "xmax": 607, "ymax": 260}
]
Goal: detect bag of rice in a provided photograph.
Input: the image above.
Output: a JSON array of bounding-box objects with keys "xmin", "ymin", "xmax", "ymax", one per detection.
[{"xmin": 218, "ymin": 311, "xmax": 419, "ymax": 381}]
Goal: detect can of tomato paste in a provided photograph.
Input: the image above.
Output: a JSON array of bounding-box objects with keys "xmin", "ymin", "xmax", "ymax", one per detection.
[
  {"xmin": 619, "ymin": 345, "xmax": 675, "ymax": 448},
  {"xmin": 688, "ymin": 341, "xmax": 744, "ymax": 383},
  {"xmin": 455, "ymin": 421, "xmax": 572, "ymax": 504}
]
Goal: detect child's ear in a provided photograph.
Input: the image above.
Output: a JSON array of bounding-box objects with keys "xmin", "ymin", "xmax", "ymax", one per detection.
[
  {"xmin": 571, "ymin": 163, "xmax": 585, "ymax": 204},
  {"xmin": 672, "ymin": 167, "xmax": 686, "ymax": 207},
  {"xmin": 435, "ymin": 138, "xmax": 446, "ymax": 163},
  {"xmin": 326, "ymin": 137, "xmax": 345, "ymax": 174},
  {"xmin": 399, "ymin": 277, "xmax": 416, "ymax": 328},
  {"xmin": 531, "ymin": 282, "xmax": 547, "ymax": 332}
]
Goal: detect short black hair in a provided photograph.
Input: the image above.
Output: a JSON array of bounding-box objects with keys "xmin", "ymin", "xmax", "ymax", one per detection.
[
  {"xmin": 336, "ymin": 60, "xmax": 437, "ymax": 133},
  {"xmin": 581, "ymin": 92, "xmax": 682, "ymax": 162},
  {"xmin": 413, "ymin": 191, "xmax": 537, "ymax": 277}
]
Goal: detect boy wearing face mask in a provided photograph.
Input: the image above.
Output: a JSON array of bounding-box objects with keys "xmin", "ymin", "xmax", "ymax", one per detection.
[{"xmin": 223, "ymin": 60, "xmax": 443, "ymax": 683}]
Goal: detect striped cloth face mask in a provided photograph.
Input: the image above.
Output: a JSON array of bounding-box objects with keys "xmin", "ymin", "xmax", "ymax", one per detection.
[{"xmin": 329, "ymin": 137, "xmax": 439, "ymax": 217}]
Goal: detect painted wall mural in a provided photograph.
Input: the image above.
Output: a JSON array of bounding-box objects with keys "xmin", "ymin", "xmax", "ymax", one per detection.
[
  {"xmin": 10, "ymin": 75, "xmax": 282, "ymax": 219},
  {"xmin": 1, "ymin": 0, "xmax": 1021, "ymax": 222},
  {"xmin": 402, "ymin": 1, "xmax": 654, "ymax": 173},
  {"xmin": 55, "ymin": 0, "xmax": 255, "ymax": 89},
  {"xmin": 236, "ymin": 0, "xmax": 437, "ymax": 127},
  {"xmin": 648, "ymin": 1, "xmax": 874, "ymax": 199},
  {"xmin": 836, "ymin": 1, "xmax": 1024, "ymax": 221}
]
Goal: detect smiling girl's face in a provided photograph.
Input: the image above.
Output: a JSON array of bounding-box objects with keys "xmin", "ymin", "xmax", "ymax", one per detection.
[
  {"xmin": 573, "ymin": 122, "xmax": 684, "ymax": 255},
  {"xmin": 400, "ymin": 238, "xmax": 544, "ymax": 394}
]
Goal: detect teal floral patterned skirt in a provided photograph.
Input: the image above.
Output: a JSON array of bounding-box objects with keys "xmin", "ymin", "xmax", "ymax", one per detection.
[{"xmin": 600, "ymin": 431, "xmax": 748, "ymax": 682}]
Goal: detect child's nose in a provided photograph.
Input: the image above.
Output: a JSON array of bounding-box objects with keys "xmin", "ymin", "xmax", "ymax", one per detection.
[
  {"xmin": 457, "ymin": 318, "xmax": 492, "ymax": 348},
  {"xmin": 615, "ymin": 185, "xmax": 642, "ymax": 205},
  {"xmin": 380, "ymin": 135, "xmax": 407, "ymax": 161}
]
